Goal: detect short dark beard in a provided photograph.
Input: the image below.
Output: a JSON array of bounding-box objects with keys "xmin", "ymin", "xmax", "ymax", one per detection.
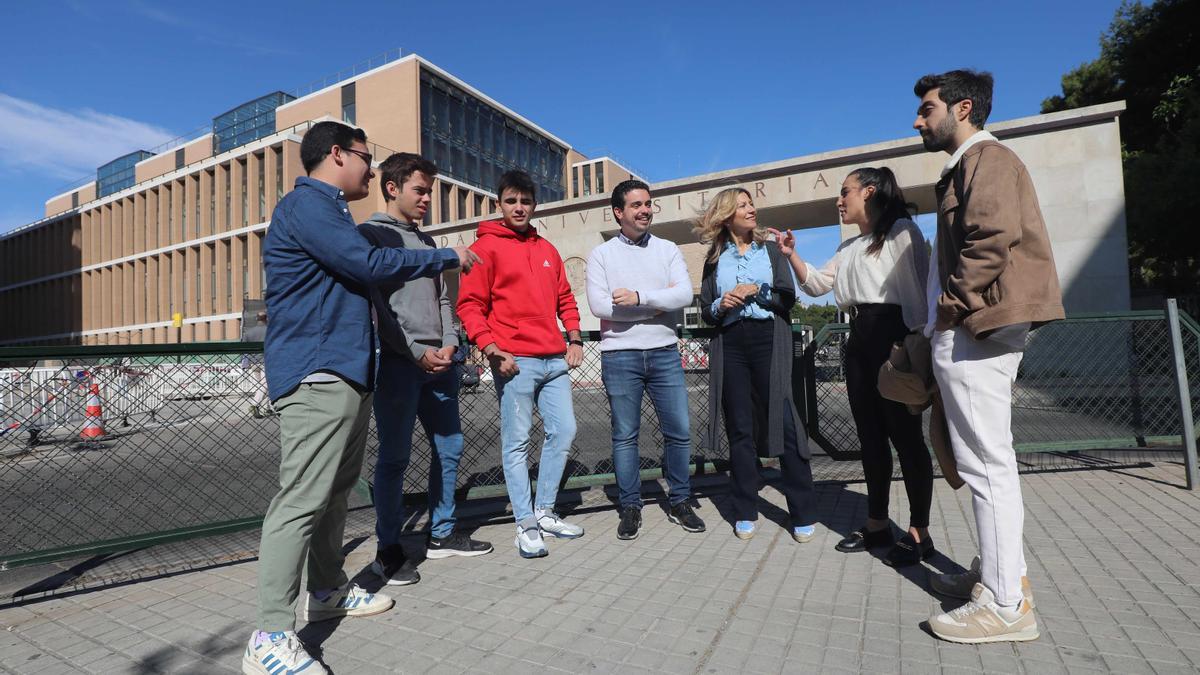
[{"xmin": 920, "ymin": 113, "xmax": 958, "ymax": 152}]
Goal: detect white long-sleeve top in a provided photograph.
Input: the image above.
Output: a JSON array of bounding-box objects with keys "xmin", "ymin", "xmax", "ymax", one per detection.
[
  {"xmin": 586, "ymin": 233, "xmax": 693, "ymax": 351},
  {"xmin": 798, "ymin": 218, "xmax": 930, "ymax": 331}
]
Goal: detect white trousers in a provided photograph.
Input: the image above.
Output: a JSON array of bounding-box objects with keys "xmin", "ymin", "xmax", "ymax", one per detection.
[{"xmin": 932, "ymin": 327, "xmax": 1027, "ymax": 607}]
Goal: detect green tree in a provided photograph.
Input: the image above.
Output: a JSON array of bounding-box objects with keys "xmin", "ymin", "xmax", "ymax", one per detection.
[
  {"xmin": 1042, "ymin": 0, "xmax": 1200, "ymax": 293},
  {"xmin": 791, "ymin": 303, "xmax": 839, "ymax": 335}
]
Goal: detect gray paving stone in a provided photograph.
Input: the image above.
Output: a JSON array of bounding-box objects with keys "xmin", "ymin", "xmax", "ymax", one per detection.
[{"xmin": 2, "ymin": 459, "xmax": 1198, "ymax": 673}]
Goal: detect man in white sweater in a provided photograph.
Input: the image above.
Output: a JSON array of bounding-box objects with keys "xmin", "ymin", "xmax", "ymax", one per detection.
[{"xmin": 586, "ymin": 180, "xmax": 706, "ymax": 540}]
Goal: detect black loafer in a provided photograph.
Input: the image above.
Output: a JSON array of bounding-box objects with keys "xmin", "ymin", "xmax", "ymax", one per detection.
[
  {"xmin": 835, "ymin": 526, "xmax": 894, "ymax": 553},
  {"xmin": 882, "ymin": 533, "xmax": 935, "ymax": 567}
]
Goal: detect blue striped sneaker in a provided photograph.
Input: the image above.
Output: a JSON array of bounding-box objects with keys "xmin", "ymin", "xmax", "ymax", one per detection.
[
  {"xmin": 242, "ymin": 630, "xmax": 327, "ymax": 674},
  {"xmin": 299, "ymin": 583, "xmax": 394, "ymax": 622}
]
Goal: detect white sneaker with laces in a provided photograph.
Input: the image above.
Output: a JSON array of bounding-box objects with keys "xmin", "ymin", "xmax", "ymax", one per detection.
[
  {"xmin": 299, "ymin": 583, "xmax": 394, "ymax": 622},
  {"xmin": 242, "ymin": 630, "xmax": 329, "ymax": 675},
  {"xmin": 535, "ymin": 508, "xmax": 584, "ymax": 539},
  {"xmin": 929, "ymin": 582, "xmax": 1039, "ymax": 644}
]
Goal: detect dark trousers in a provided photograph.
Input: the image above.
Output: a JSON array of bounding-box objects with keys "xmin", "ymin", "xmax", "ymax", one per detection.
[
  {"xmin": 844, "ymin": 305, "xmax": 933, "ymax": 528},
  {"xmin": 721, "ymin": 319, "xmax": 816, "ymax": 527}
]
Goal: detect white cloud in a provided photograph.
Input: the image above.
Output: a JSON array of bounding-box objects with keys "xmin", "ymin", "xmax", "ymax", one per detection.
[{"xmin": 0, "ymin": 93, "xmax": 176, "ymax": 181}]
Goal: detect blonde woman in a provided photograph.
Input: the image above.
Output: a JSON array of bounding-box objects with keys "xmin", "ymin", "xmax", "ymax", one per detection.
[{"xmin": 697, "ymin": 187, "xmax": 816, "ymax": 542}]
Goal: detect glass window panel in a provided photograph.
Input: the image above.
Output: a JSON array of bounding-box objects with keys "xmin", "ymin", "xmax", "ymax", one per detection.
[{"xmin": 448, "ymin": 96, "xmax": 461, "ymax": 137}]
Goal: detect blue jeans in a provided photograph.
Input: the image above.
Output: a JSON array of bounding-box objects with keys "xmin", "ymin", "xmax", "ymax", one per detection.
[
  {"xmin": 494, "ymin": 356, "xmax": 576, "ymax": 523},
  {"xmin": 601, "ymin": 347, "xmax": 693, "ymax": 508},
  {"xmin": 373, "ymin": 353, "xmax": 464, "ymax": 543}
]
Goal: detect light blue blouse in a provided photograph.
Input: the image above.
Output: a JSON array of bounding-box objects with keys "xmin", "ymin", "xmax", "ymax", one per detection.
[{"xmin": 710, "ymin": 241, "xmax": 788, "ymax": 325}]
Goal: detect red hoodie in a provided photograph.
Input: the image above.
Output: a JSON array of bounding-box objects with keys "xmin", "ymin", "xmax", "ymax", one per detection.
[{"xmin": 457, "ymin": 220, "xmax": 581, "ymax": 357}]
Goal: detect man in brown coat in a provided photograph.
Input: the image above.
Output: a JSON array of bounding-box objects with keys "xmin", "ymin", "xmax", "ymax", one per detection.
[{"xmin": 913, "ymin": 69, "xmax": 1064, "ymax": 644}]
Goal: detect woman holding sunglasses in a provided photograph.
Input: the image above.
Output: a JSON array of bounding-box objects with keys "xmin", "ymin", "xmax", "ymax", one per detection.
[{"xmin": 697, "ymin": 187, "xmax": 816, "ymax": 543}]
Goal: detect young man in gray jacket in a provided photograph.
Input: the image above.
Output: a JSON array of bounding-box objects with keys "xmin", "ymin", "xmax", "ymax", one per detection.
[{"xmin": 358, "ymin": 153, "xmax": 493, "ymax": 587}]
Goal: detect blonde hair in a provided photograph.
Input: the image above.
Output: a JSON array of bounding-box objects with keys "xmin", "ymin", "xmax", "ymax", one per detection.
[{"xmin": 693, "ymin": 187, "xmax": 766, "ymax": 263}]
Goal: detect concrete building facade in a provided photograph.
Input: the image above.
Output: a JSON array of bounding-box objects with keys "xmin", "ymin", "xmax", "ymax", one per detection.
[
  {"xmin": 0, "ymin": 53, "xmax": 1126, "ymax": 346},
  {"xmin": 0, "ymin": 54, "xmax": 639, "ymax": 346}
]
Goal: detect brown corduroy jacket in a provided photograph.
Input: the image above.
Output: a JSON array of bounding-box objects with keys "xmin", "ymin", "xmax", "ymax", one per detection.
[{"xmin": 935, "ymin": 140, "xmax": 1065, "ymax": 337}]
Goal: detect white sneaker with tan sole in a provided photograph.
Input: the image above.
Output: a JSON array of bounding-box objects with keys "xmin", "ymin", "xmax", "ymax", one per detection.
[{"xmin": 929, "ymin": 582, "xmax": 1039, "ymax": 644}]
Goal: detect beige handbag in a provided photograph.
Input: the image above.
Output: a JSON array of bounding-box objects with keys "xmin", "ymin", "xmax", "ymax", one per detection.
[{"xmin": 878, "ymin": 333, "xmax": 964, "ymax": 489}]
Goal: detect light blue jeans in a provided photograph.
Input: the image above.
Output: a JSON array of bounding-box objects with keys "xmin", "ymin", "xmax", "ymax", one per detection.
[{"xmin": 494, "ymin": 356, "xmax": 576, "ymax": 523}]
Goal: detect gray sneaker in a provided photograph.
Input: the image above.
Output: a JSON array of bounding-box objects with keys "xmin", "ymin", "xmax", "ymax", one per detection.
[
  {"xmin": 535, "ymin": 508, "xmax": 584, "ymax": 539},
  {"xmin": 516, "ymin": 522, "xmax": 548, "ymax": 558},
  {"xmin": 930, "ymin": 556, "xmax": 1036, "ymax": 609}
]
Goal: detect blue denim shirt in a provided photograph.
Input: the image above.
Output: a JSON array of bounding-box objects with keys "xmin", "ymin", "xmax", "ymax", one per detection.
[
  {"xmin": 263, "ymin": 177, "xmax": 459, "ymax": 401},
  {"xmin": 711, "ymin": 241, "xmax": 791, "ymax": 325}
]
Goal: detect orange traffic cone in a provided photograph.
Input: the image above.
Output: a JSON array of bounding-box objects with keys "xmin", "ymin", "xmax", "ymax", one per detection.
[{"xmin": 80, "ymin": 383, "xmax": 105, "ymax": 440}]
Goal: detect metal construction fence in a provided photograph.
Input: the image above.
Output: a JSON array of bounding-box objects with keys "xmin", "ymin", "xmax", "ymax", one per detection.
[
  {"xmin": 0, "ymin": 309, "xmax": 1196, "ymax": 569},
  {"xmin": 0, "ymin": 334, "xmax": 726, "ymax": 569},
  {"xmin": 802, "ymin": 308, "xmax": 1200, "ymax": 471}
]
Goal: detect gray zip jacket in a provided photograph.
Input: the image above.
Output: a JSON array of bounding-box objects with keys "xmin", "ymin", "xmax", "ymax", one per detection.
[{"xmin": 357, "ymin": 212, "xmax": 457, "ymax": 361}]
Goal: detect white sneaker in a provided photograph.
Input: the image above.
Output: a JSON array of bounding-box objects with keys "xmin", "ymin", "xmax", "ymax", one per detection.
[
  {"xmin": 299, "ymin": 583, "xmax": 394, "ymax": 622},
  {"xmin": 535, "ymin": 508, "xmax": 584, "ymax": 539},
  {"xmin": 516, "ymin": 523, "xmax": 548, "ymax": 558},
  {"xmin": 929, "ymin": 583, "xmax": 1039, "ymax": 644},
  {"xmin": 242, "ymin": 630, "xmax": 329, "ymax": 675}
]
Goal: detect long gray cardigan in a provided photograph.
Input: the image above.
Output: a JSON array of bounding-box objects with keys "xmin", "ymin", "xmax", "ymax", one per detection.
[{"xmin": 699, "ymin": 241, "xmax": 810, "ymax": 460}]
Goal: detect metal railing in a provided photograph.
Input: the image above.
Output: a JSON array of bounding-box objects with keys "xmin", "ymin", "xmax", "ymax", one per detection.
[{"xmin": 800, "ymin": 307, "xmax": 1199, "ymax": 478}]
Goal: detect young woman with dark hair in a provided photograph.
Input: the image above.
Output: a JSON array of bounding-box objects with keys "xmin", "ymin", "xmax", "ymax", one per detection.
[{"xmin": 770, "ymin": 166, "xmax": 934, "ymax": 567}]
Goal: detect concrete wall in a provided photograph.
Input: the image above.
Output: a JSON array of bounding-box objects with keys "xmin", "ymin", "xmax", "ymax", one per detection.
[{"xmin": 425, "ymin": 102, "xmax": 1130, "ymax": 332}]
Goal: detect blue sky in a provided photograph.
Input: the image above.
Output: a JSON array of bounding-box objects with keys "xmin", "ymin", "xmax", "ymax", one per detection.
[{"xmin": 1, "ymin": 0, "xmax": 1125, "ymax": 303}]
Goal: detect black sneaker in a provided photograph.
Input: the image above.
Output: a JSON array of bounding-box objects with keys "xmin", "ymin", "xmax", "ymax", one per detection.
[
  {"xmin": 668, "ymin": 502, "xmax": 706, "ymax": 533},
  {"xmin": 370, "ymin": 546, "xmax": 420, "ymax": 586},
  {"xmin": 616, "ymin": 506, "xmax": 641, "ymax": 540},
  {"xmin": 426, "ymin": 532, "xmax": 494, "ymax": 560}
]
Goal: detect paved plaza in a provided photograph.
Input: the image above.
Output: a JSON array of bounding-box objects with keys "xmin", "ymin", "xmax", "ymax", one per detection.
[{"xmin": 1, "ymin": 453, "xmax": 1198, "ymax": 674}]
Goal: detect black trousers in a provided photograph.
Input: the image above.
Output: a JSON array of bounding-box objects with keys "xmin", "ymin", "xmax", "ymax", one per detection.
[
  {"xmin": 721, "ymin": 319, "xmax": 816, "ymax": 526},
  {"xmin": 844, "ymin": 305, "xmax": 933, "ymax": 528}
]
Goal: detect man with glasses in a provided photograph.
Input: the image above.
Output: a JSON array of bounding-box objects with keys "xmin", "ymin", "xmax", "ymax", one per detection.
[
  {"xmin": 244, "ymin": 121, "xmax": 480, "ymax": 675},
  {"xmin": 586, "ymin": 179, "xmax": 705, "ymax": 540}
]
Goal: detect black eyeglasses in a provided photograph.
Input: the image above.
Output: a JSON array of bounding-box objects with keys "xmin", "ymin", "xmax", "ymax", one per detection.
[{"xmin": 340, "ymin": 147, "xmax": 373, "ymax": 167}]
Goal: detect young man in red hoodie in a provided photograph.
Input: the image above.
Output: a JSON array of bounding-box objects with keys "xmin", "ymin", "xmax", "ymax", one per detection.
[{"xmin": 457, "ymin": 170, "xmax": 585, "ymax": 558}]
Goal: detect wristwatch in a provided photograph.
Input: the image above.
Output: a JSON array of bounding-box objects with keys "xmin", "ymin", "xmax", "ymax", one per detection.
[{"xmin": 568, "ymin": 339, "xmax": 584, "ymax": 347}]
